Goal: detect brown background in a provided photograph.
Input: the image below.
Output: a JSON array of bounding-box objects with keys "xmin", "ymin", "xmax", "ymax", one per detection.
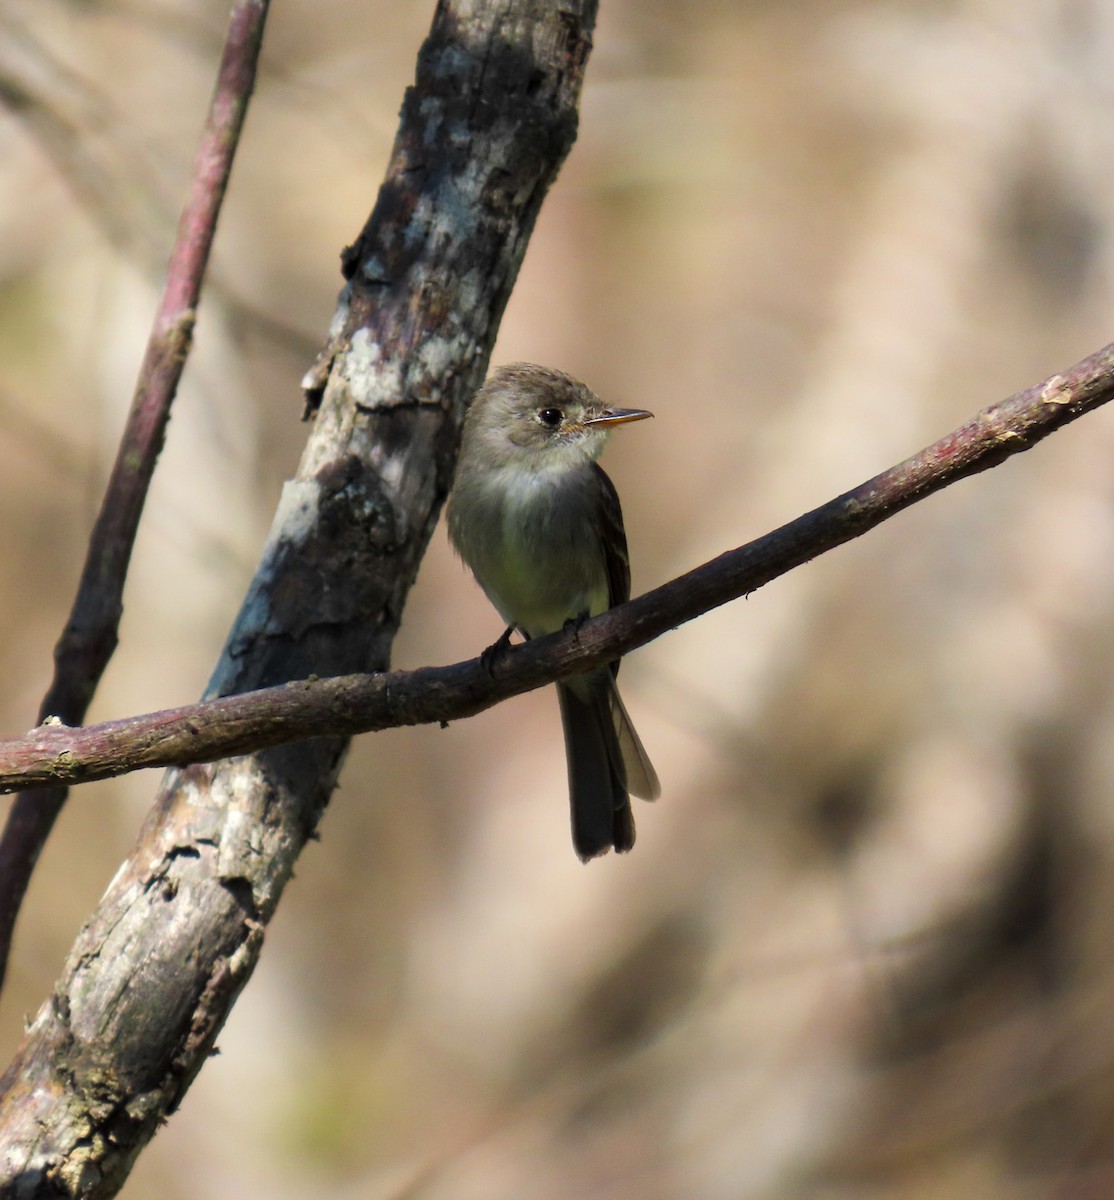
[{"xmin": 3, "ymin": 1, "xmax": 1114, "ymax": 1196}]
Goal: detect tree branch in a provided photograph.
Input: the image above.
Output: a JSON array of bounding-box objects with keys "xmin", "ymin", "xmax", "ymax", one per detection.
[
  {"xmin": 0, "ymin": 3, "xmax": 599, "ymax": 1196},
  {"xmin": 1, "ymin": 340, "xmax": 1110, "ymax": 794},
  {"xmin": 0, "ymin": 0, "xmax": 270, "ymax": 987}
]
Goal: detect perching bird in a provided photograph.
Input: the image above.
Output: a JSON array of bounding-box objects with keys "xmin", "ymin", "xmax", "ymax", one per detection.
[{"xmin": 447, "ymin": 363, "xmax": 660, "ymax": 860}]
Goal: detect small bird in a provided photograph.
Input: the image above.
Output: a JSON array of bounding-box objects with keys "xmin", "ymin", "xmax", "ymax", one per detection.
[{"xmin": 447, "ymin": 363, "xmax": 660, "ymax": 860}]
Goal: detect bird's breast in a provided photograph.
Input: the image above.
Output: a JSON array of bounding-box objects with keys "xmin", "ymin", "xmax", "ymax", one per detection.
[{"xmin": 450, "ymin": 464, "xmax": 608, "ymax": 638}]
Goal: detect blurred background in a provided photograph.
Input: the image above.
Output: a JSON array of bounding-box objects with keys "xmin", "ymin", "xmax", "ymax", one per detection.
[{"xmin": 3, "ymin": 0, "xmax": 1114, "ymax": 1196}]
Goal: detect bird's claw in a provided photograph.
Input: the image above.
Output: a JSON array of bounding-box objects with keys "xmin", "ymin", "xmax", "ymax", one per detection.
[
  {"xmin": 562, "ymin": 610, "xmax": 591, "ymax": 641},
  {"xmin": 480, "ymin": 626, "xmax": 517, "ymax": 675}
]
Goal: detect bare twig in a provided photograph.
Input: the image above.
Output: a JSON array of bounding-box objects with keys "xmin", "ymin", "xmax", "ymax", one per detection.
[
  {"xmin": 1, "ymin": 341, "xmax": 1110, "ymax": 795},
  {"xmin": 0, "ymin": 0, "xmax": 270, "ymax": 986}
]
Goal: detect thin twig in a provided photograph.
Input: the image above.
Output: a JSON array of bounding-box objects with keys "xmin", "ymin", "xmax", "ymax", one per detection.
[
  {"xmin": 2, "ymin": 341, "xmax": 1110, "ymax": 795},
  {"xmin": 0, "ymin": 0, "xmax": 270, "ymax": 986}
]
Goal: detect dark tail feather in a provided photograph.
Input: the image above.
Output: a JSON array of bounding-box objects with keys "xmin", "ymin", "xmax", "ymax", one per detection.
[{"xmin": 557, "ymin": 676, "xmax": 634, "ymax": 861}]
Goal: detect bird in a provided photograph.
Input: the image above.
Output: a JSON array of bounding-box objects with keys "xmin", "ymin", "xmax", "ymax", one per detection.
[{"xmin": 447, "ymin": 362, "xmax": 660, "ymax": 860}]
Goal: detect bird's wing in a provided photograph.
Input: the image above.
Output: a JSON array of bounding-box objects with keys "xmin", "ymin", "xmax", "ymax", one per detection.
[{"xmin": 591, "ymin": 462, "xmax": 630, "ymax": 609}]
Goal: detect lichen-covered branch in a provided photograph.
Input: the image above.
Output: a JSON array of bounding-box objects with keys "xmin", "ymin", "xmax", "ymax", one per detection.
[{"xmin": 0, "ymin": 2, "xmax": 598, "ymax": 1197}]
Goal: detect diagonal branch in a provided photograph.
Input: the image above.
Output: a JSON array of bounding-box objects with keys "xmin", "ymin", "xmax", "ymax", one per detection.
[
  {"xmin": 1, "ymin": 340, "xmax": 1110, "ymax": 794},
  {"xmin": 0, "ymin": 5, "xmax": 600, "ymax": 1196},
  {"xmin": 0, "ymin": 0, "xmax": 270, "ymax": 987}
]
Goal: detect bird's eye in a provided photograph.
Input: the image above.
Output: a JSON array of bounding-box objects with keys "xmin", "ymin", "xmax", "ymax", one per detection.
[{"xmin": 538, "ymin": 408, "xmax": 563, "ymax": 428}]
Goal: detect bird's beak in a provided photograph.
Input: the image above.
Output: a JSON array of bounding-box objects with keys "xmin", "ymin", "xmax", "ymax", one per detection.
[{"xmin": 586, "ymin": 407, "xmax": 654, "ymax": 428}]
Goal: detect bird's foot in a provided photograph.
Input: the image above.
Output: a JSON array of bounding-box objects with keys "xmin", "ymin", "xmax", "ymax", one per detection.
[
  {"xmin": 480, "ymin": 626, "xmax": 517, "ymax": 675},
  {"xmin": 562, "ymin": 610, "xmax": 591, "ymax": 642}
]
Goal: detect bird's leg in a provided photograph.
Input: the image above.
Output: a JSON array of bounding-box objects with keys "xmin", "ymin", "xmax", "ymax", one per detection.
[
  {"xmin": 562, "ymin": 610, "xmax": 592, "ymax": 642},
  {"xmin": 481, "ymin": 625, "xmax": 518, "ymax": 675}
]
